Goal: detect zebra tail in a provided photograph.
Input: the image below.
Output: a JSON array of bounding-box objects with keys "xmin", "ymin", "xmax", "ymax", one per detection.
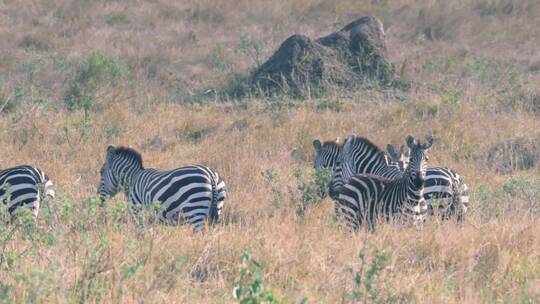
[
  {"xmin": 208, "ymin": 171, "xmax": 223, "ymax": 225},
  {"xmin": 37, "ymin": 170, "xmax": 55, "ymax": 199},
  {"xmin": 44, "ymin": 178, "xmax": 55, "ymax": 199},
  {"xmin": 451, "ymin": 176, "xmax": 469, "ymax": 221},
  {"xmin": 208, "ymin": 175, "xmax": 218, "ymax": 224},
  {"xmin": 458, "ymin": 181, "xmax": 469, "ymax": 215}
]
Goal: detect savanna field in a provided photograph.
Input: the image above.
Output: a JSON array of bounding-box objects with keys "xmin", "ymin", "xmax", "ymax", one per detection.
[{"xmin": 1, "ymin": 0, "xmax": 540, "ymax": 303}]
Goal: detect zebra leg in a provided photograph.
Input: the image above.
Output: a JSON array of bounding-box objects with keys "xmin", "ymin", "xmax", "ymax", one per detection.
[
  {"xmin": 333, "ymin": 201, "xmax": 343, "ymax": 220},
  {"xmin": 31, "ymin": 196, "xmax": 40, "ymax": 219},
  {"xmin": 456, "ymin": 181, "xmax": 469, "ymax": 222},
  {"xmin": 129, "ymin": 204, "xmax": 145, "ymax": 228},
  {"xmin": 445, "ymin": 180, "xmax": 469, "ymax": 222},
  {"xmin": 335, "ymin": 197, "xmax": 359, "ymax": 231}
]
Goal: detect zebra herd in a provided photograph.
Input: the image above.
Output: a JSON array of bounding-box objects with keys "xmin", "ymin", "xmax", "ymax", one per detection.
[
  {"xmin": 2, "ymin": 146, "xmax": 227, "ymax": 232},
  {"xmin": 1, "ymin": 134, "xmax": 468, "ymax": 232},
  {"xmin": 314, "ymin": 133, "xmax": 469, "ymax": 230}
]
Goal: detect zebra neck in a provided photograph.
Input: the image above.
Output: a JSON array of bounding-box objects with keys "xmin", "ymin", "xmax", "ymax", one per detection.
[
  {"xmin": 374, "ymin": 162, "xmax": 401, "ymax": 178},
  {"xmin": 404, "ymin": 174, "xmax": 424, "ymax": 202},
  {"xmin": 117, "ymin": 166, "xmax": 142, "ymax": 189}
]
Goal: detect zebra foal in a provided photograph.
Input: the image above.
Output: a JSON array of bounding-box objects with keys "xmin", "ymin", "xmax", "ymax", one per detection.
[
  {"xmin": 336, "ymin": 135, "xmax": 432, "ymax": 231},
  {"xmin": 98, "ymin": 146, "xmax": 227, "ymax": 231},
  {"xmin": 1, "ymin": 165, "xmax": 55, "ymax": 219},
  {"xmin": 386, "ymin": 143, "xmax": 469, "ymax": 220}
]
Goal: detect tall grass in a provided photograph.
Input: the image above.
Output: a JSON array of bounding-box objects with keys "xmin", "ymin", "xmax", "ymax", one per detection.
[{"xmin": 0, "ymin": 0, "xmax": 539, "ymax": 302}]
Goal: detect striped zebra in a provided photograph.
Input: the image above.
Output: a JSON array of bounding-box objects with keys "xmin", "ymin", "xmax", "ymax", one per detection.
[
  {"xmin": 323, "ymin": 135, "xmax": 403, "ymax": 201},
  {"xmin": 313, "ymin": 138, "xmax": 347, "ymax": 217},
  {"xmin": 325, "ymin": 133, "xmax": 468, "ymax": 222},
  {"xmin": 98, "ymin": 146, "xmax": 227, "ymax": 231},
  {"xmin": 386, "ymin": 143, "xmax": 469, "ymax": 220},
  {"xmin": 313, "ymin": 136, "xmax": 402, "ymax": 219},
  {"xmin": 385, "ymin": 144, "xmax": 409, "ymax": 171},
  {"xmin": 336, "ymin": 135, "xmax": 432, "ymax": 231},
  {"xmin": 313, "ymin": 138, "xmax": 343, "ymax": 171},
  {"xmin": 1, "ymin": 165, "xmax": 55, "ymax": 219}
]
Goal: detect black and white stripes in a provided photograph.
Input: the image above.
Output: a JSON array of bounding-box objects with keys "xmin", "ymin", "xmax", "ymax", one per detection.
[
  {"xmin": 1, "ymin": 165, "xmax": 55, "ymax": 218},
  {"xmin": 314, "ymin": 133, "xmax": 470, "ymax": 223},
  {"xmin": 336, "ymin": 136, "xmax": 432, "ymax": 230},
  {"xmin": 386, "ymin": 144, "xmax": 469, "ymax": 220},
  {"xmin": 313, "ymin": 138, "xmax": 343, "ymax": 171},
  {"xmin": 98, "ymin": 146, "xmax": 227, "ymax": 231}
]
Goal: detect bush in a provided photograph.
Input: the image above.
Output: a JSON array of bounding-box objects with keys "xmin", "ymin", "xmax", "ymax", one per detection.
[
  {"xmin": 64, "ymin": 50, "xmax": 129, "ymax": 112},
  {"xmin": 290, "ymin": 168, "xmax": 333, "ymax": 217},
  {"xmin": 486, "ymin": 137, "xmax": 540, "ymax": 174},
  {"xmin": 472, "ymin": 174, "xmax": 540, "ymax": 219},
  {"xmin": 261, "ymin": 169, "xmax": 284, "ymax": 210},
  {"xmin": 343, "ymin": 250, "xmax": 393, "ymax": 303},
  {"xmin": 232, "ymin": 253, "xmax": 279, "ymax": 304}
]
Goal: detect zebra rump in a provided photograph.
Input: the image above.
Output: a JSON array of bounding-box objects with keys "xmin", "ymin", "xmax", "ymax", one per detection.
[{"xmin": 0, "ymin": 165, "xmax": 55, "ymax": 218}]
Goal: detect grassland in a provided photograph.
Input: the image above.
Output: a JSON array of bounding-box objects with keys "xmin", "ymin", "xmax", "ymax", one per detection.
[{"xmin": 1, "ymin": 0, "xmax": 540, "ymax": 303}]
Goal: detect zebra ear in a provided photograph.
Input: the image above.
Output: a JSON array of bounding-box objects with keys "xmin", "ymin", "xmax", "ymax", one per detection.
[
  {"xmin": 313, "ymin": 139, "xmax": 322, "ymax": 151},
  {"xmin": 400, "ymin": 144, "xmax": 410, "ymax": 157},
  {"xmin": 336, "ymin": 137, "xmax": 341, "ymax": 144},
  {"xmin": 386, "ymin": 144, "xmax": 399, "ymax": 160},
  {"xmin": 343, "ymin": 134, "xmax": 354, "ymax": 154},
  {"xmin": 423, "ymin": 136, "xmax": 434, "ymax": 149},
  {"xmin": 106, "ymin": 145, "xmax": 116, "ymax": 156},
  {"xmin": 406, "ymin": 135, "xmax": 415, "ymax": 149}
]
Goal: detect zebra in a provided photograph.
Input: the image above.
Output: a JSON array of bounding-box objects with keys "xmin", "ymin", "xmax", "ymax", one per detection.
[
  {"xmin": 336, "ymin": 135, "xmax": 433, "ymax": 231},
  {"xmin": 1, "ymin": 165, "xmax": 55, "ymax": 220},
  {"xmin": 313, "ymin": 138, "xmax": 343, "ymax": 171},
  {"xmin": 313, "ymin": 138, "xmax": 347, "ymax": 217},
  {"xmin": 327, "ymin": 133, "xmax": 469, "ymax": 221},
  {"xmin": 98, "ymin": 145, "xmax": 227, "ymax": 231},
  {"xmin": 385, "ymin": 144, "xmax": 409, "ymax": 171},
  {"xmin": 386, "ymin": 143, "xmax": 469, "ymax": 221},
  {"xmin": 313, "ymin": 136, "xmax": 402, "ymax": 219},
  {"xmin": 328, "ymin": 135, "xmax": 403, "ymax": 200}
]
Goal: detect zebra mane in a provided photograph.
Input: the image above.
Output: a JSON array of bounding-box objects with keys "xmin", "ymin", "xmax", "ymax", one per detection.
[
  {"xmin": 344, "ymin": 135, "xmax": 388, "ymax": 162},
  {"xmin": 322, "ymin": 139, "xmax": 344, "ymax": 148},
  {"xmin": 112, "ymin": 146, "xmax": 144, "ymax": 168}
]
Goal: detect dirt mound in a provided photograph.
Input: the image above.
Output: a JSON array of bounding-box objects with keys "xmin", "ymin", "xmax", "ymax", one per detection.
[{"xmin": 250, "ymin": 16, "xmax": 394, "ymax": 96}]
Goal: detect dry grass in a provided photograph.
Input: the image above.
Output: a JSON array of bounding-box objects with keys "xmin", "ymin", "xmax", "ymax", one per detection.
[{"xmin": 1, "ymin": 0, "xmax": 540, "ymax": 303}]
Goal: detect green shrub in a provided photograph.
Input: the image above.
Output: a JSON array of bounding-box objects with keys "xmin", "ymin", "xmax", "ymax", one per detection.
[
  {"xmin": 290, "ymin": 168, "xmax": 333, "ymax": 217},
  {"xmin": 0, "ymin": 284, "xmax": 11, "ymax": 304},
  {"xmin": 261, "ymin": 169, "xmax": 284, "ymax": 210},
  {"xmin": 473, "ymin": 175, "xmax": 540, "ymax": 220},
  {"xmin": 64, "ymin": 50, "xmax": 128, "ymax": 112},
  {"xmin": 233, "ymin": 253, "xmax": 279, "ymax": 304},
  {"xmin": 343, "ymin": 250, "xmax": 393, "ymax": 303}
]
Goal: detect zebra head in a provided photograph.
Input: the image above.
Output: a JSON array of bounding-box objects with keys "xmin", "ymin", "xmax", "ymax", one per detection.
[
  {"xmin": 386, "ymin": 144, "xmax": 410, "ymax": 171},
  {"xmin": 98, "ymin": 145, "xmax": 143, "ymax": 201},
  {"xmin": 313, "ymin": 138, "xmax": 343, "ymax": 170},
  {"xmin": 403, "ymin": 136, "xmax": 433, "ymax": 226},
  {"xmin": 405, "ymin": 135, "xmax": 434, "ymax": 189}
]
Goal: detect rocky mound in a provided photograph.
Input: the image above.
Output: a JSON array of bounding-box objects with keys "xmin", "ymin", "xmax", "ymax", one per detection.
[{"xmin": 250, "ymin": 16, "xmax": 394, "ymax": 96}]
